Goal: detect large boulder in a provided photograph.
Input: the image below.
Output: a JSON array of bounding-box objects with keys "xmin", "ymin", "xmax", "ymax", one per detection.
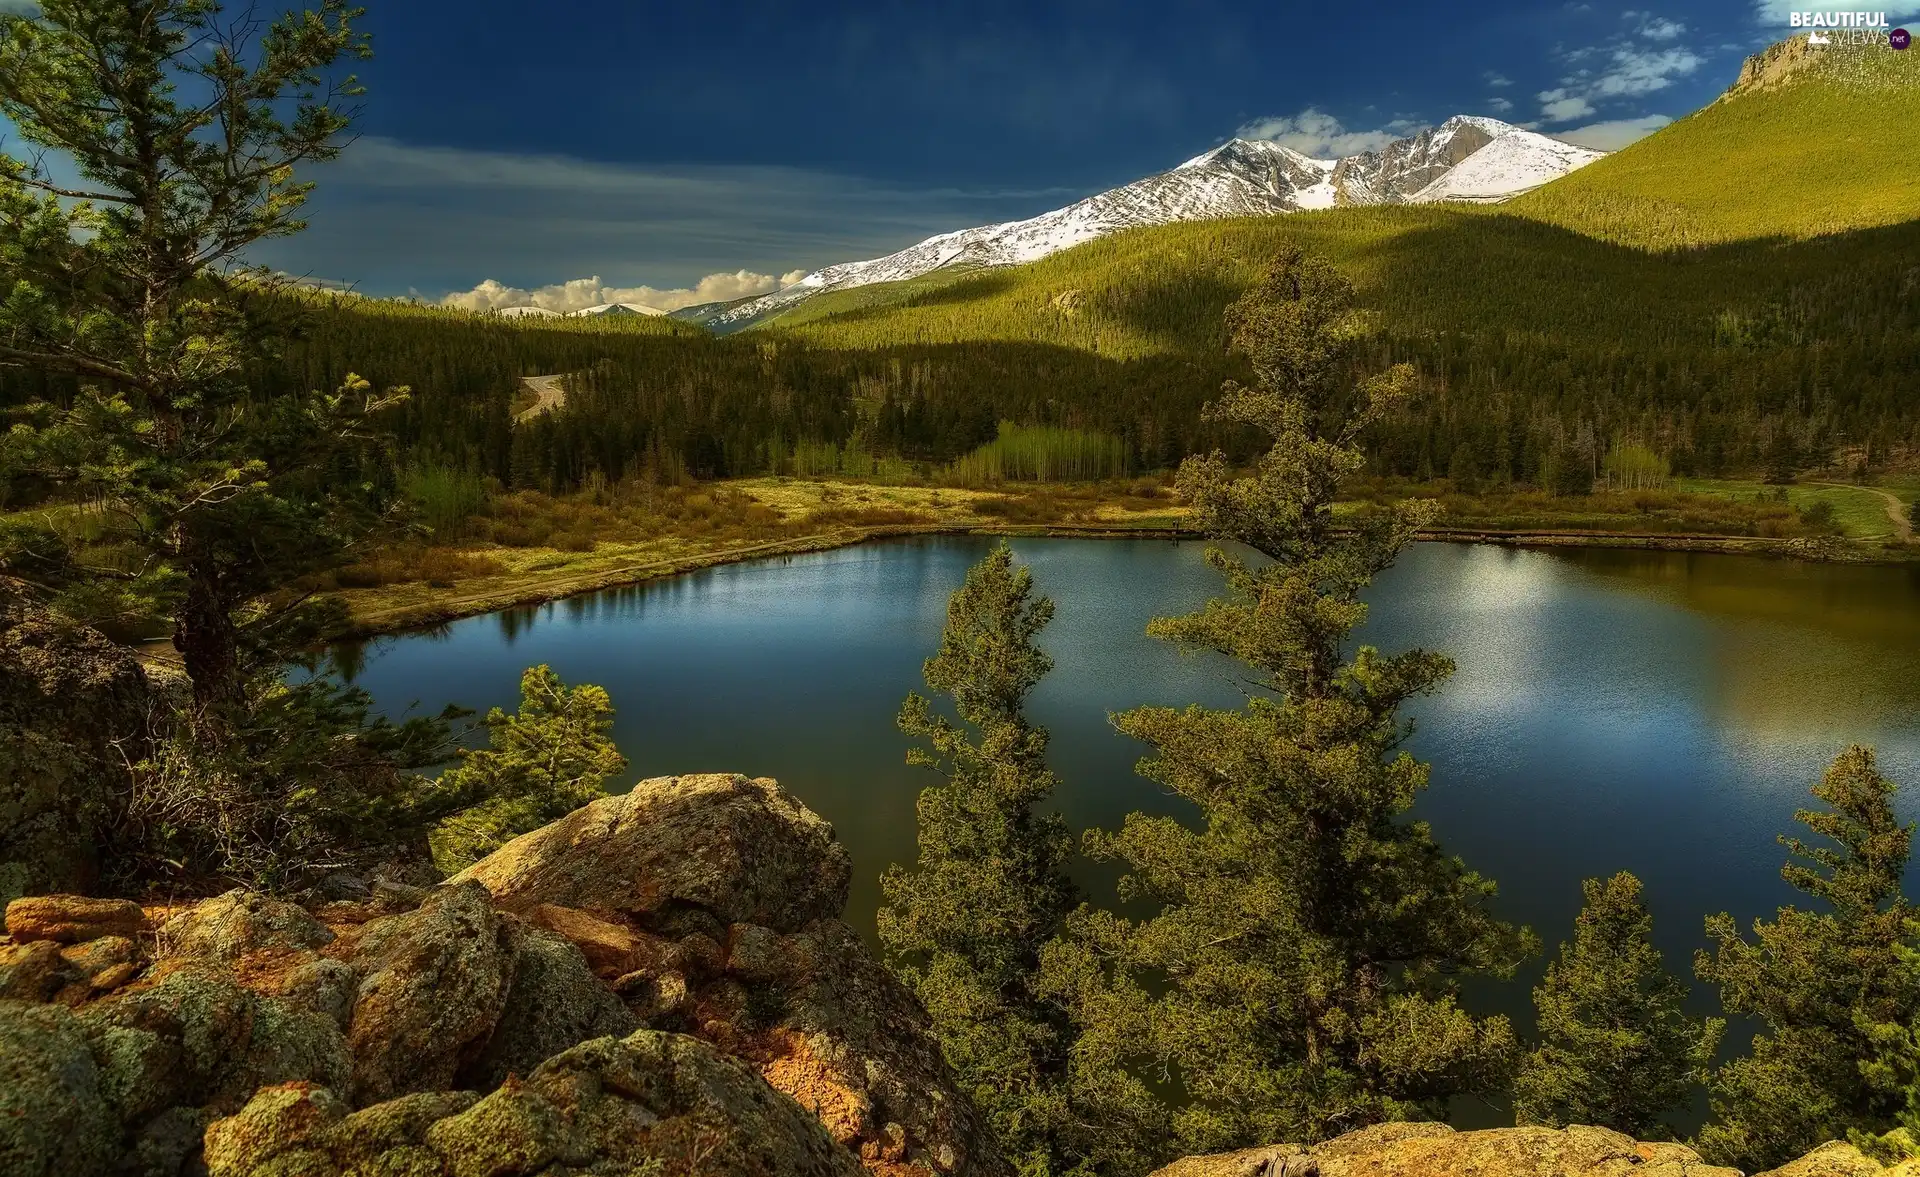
[
  {"xmin": 335, "ymin": 881, "xmax": 519, "ymax": 1105},
  {"xmin": 451, "ymin": 773, "xmax": 851, "ymax": 933},
  {"xmin": 1151, "ymin": 1123, "xmax": 1744, "ymax": 1177},
  {"xmin": 0, "ymin": 1000, "xmax": 121, "ymax": 1177},
  {"xmin": 6, "ymin": 894, "xmax": 147, "ymax": 943},
  {"xmin": 202, "ymin": 1030, "xmax": 868, "ymax": 1177},
  {"xmin": 457, "ymin": 921, "xmax": 638, "ymax": 1091}
]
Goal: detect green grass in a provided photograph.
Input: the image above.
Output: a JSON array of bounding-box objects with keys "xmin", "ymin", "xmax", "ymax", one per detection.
[
  {"xmin": 1676, "ymin": 478, "xmax": 1897, "ymax": 538},
  {"xmin": 1514, "ymin": 41, "xmax": 1920, "ymax": 249}
]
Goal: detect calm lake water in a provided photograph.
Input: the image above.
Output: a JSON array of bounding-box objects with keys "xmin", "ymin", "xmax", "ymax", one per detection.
[{"xmin": 333, "ymin": 537, "xmax": 1920, "ymax": 1079}]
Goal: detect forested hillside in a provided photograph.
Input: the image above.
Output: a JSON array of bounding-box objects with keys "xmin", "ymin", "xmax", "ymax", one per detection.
[{"xmin": 6, "ymin": 39, "xmax": 1913, "ymax": 500}]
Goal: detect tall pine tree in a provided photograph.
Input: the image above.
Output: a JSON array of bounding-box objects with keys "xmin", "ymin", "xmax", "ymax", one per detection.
[
  {"xmin": 879, "ymin": 543, "xmax": 1088, "ymax": 1175},
  {"xmin": 1043, "ymin": 248, "xmax": 1533, "ymax": 1162},
  {"xmin": 1695, "ymin": 745, "xmax": 1918, "ymax": 1171},
  {"xmin": 1513, "ymin": 872, "xmax": 1722, "ymax": 1136}
]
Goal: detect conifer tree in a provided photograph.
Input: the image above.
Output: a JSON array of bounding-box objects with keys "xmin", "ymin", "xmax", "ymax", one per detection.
[
  {"xmin": 1514, "ymin": 872, "xmax": 1723, "ymax": 1136},
  {"xmin": 879, "ymin": 543, "xmax": 1087, "ymax": 1175},
  {"xmin": 428, "ymin": 665, "xmax": 627, "ymax": 874},
  {"xmin": 1695, "ymin": 746, "xmax": 1918, "ymax": 1171},
  {"xmin": 1043, "ymin": 248, "xmax": 1534, "ymax": 1161},
  {"xmin": 0, "ymin": 0, "xmax": 391, "ymax": 713}
]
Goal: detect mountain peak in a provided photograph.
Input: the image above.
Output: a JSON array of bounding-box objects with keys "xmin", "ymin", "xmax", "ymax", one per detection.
[{"xmin": 683, "ymin": 115, "xmax": 1604, "ymax": 331}]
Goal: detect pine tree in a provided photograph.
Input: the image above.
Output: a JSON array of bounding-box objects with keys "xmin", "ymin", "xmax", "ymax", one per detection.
[
  {"xmin": 1043, "ymin": 248, "xmax": 1534, "ymax": 1162},
  {"xmin": 1695, "ymin": 746, "xmax": 1918, "ymax": 1171},
  {"xmin": 0, "ymin": 0, "xmax": 390, "ymax": 714},
  {"xmin": 1514, "ymin": 872, "xmax": 1723, "ymax": 1136},
  {"xmin": 879, "ymin": 543, "xmax": 1088, "ymax": 1175},
  {"xmin": 429, "ymin": 665, "xmax": 627, "ymax": 874}
]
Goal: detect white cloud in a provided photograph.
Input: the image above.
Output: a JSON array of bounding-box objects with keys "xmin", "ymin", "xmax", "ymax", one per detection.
[
  {"xmin": 1485, "ymin": 71, "xmax": 1514, "ymax": 87},
  {"xmin": 1538, "ymin": 92, "xmax": 1598, "ymax": 121},
  {"xmin": 246, "ymin": 136, "xmax": 1068, "ymax": 300},
  {"xmin": 1235, "ymin": 109, "xmax": 1424, "ymax": 157},
  {"xmin": 1534, "ymin": 17, "xmax": 1704, "ymax": 125},
  {"xmin": 1553, "ymin": 113, "xmax": 1673, "ymax": 149},
  {"xmin": 443, "ymin": 270, "xmax": 802, "ymax": 315},
  {"xmin": 1487, "ymin": 95, "xmax": 1515, "ymax": 113}
]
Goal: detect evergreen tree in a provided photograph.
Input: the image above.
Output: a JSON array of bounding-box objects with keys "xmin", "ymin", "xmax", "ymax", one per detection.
[
  {"xmin": 429, "ymin": 665, "xmax": 627, "ymax": 874},
  {"xmin": 1695, "ymin": 746, "xmax": 1918, "ymax": 1170},
  {"xmin": 1514, "ymin": 872, "xmax": 1723, "ymax": 1136},
  {"xmin": 0, "ymin": 0, "xmax": 391, "ymax": 713},
  {"xmin": 1043, "ymin": 248, "xmax": 1534, "ymax": 1162},
  {"xmin": 879, "ymin": 543, "xmax": 1089, "ymax": 1175}
]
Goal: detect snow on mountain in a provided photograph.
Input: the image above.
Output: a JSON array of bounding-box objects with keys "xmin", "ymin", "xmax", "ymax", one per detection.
[
  {"xmin": 701, "ymin": 116, "xmax": 1602, "ymax": 331},
  {"xmin": 572, "ymin": 302, "xmax": 666, "ymax": 317},
  {"xmin": 497, "ymin": 305, "xmax": 561, "ymax": 319},
  {"xmin": 1409, "ymin": 130, "xmax": 1606, "ymax": 203}
]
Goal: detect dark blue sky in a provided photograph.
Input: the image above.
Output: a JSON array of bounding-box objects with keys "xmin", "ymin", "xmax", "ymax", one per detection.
[{"xmin": 220, "ymin": 0, "xmax": 1876, "ymax": 304}]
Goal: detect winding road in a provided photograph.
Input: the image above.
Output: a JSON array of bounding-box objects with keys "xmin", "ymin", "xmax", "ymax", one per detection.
[{"xmin": 516, "ymin": 374, "xmax": 566, "ymax": 423}]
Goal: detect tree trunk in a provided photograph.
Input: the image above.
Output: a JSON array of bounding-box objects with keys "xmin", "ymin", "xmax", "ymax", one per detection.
[{"xmin": 175, "ymin": 547, "xmax": 242, "ymax": 717}]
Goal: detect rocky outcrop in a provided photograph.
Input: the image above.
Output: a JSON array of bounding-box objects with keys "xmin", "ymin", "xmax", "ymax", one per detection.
[
  {"xmin": 0, "ymin": 772, "xmax": 999, "ymax": 1176},
  {"xmin": 1148, "ymin": 1123, "xmax": 1920, "ymax": 1177},
  {"xmin": 452, "ymin": 773, "xmax": 1003, "ymax": 1176},
  {"xmin": 450, "ymin": 772, "xmax": 852, "ymax": 932},
  {"xmin": 202, "ymin": 1031, "xmax": 868, "ymax": 1177}
]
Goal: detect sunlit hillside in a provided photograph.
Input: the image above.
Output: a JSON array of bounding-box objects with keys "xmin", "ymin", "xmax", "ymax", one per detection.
[{"xmin": 1515, "ymin": 37, "xmax": 1920, "ymax": 248}]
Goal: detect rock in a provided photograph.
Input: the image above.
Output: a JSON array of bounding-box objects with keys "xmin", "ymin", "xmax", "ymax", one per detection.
[
  {"xmin": 451, "ymin": 773, "xmax": 851, "ymax": 933},
  {"xmin": 722, "ymin": 917, "xmax": 1007, "ymax": 1177},
  {"xmin": 203, "ymin": 1031, "xmax": 868, "ymax": 1177},
  {"xmin": 1755, "ymin": 1141, "xmax": 1894, "ymax": 1177},
  {"xmin": 0, "ymin": 939, "xmax": 89, "ymax": 1003},
  {"xmin": 80, "ymin": 969, "xmax": 353, "ymax": 1122},
  {"xmin": 458, "ymin": 921, "xmax": 638, "ymax": 1091},
  {"xmin": 0, "ymin": 1000, "xmax": 120, "ymax": 1177},
  {"xmin": 524, "ymin": 901, "xmax": 651, "ymax": 975},
  {"xmin": 1150, "ymin": 1123, "xmax": 1748, "ymax": 1177},
  {"xmin": 0, "ymin": 589, "xmax": 151, "ymax": 901},
  {"xmin": 5, "ymin": 894, "xmax": 147, "ymax": 943},
  {"xmin": 158, "ymin": 890, "xmax": 332, "ymax": 964},
  {"xmin": 340, "ymin": 880, "xmax": 517, "ymax": 1105}
]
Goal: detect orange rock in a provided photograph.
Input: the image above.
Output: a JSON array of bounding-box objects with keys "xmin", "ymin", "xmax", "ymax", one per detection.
[
  {"xmin": 5, "ymin": 895, "xmax": 147, "ymax": 943},
  {"xmin": 526, "ymin": 898, "xmax": 652, "ymax": 971}
]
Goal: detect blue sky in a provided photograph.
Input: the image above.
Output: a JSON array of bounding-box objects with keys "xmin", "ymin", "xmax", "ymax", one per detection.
[{"xmin": 4, "ymin": 0, "xmax": 1898, "ymax": 306}]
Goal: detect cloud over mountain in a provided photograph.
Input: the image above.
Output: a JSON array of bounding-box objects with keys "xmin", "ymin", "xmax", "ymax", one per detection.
[{"xmin": 442, "ymin": 270, "xmax": 809, "ymax": 315}]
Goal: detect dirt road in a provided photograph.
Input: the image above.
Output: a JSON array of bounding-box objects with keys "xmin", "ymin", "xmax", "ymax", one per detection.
[{"xmin": 516, "ymin": 374, "xmax": 566, "ymax": 423}]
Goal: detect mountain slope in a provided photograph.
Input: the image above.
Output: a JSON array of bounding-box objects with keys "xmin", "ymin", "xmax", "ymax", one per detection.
[
  {"xmin": 702, "ymin": 117, "xmax": 1600, "ymax": 331},
  {"xmin": 1512, "ymin": 34, "xmax": 1920, "ymax": 248}
]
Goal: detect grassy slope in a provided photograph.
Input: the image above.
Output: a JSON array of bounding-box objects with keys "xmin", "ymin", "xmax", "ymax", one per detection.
[
  {"xmin": 1514, "ymin": 42, "xmax": 1920, "ymax": 248},
  {"xmin": 754, "ymin": 40, "xmax": 1920, "ymax": 361}
]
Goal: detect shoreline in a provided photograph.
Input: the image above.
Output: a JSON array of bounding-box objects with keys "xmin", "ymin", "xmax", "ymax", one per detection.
[{"xmin": 316, "ymin": 522, "xmax": 1912, "ymax": 645}]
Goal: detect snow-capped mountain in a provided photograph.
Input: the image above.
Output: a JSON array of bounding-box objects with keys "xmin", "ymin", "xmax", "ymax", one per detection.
[
  {"xmin": 496, "ymin": 302, "xmax": 667, "ymax": 319},
  {"xmin": 688, "ymin": 117, "xmax": 1603, "ymax": 331}
]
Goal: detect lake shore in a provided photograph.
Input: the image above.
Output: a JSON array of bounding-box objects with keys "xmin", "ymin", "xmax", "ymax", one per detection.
[{"xmin": 326, "ymin": 520, "xmax": 1912, "ymax": 643}]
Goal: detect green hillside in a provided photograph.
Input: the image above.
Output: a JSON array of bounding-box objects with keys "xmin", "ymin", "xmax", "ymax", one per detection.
[{"xmin": 1516, "ymin": 38, "xmax": 1920, "ymax": 249}]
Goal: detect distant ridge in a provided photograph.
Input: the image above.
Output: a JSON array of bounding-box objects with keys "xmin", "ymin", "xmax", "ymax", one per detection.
[{"xmin": 689, "ymin": 116, "xmax": 1602, "ymax": 332}]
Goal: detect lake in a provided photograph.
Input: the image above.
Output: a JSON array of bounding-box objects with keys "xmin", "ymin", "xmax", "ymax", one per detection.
[{"xmin": 331, "ymin": 537, "xmax": 1920, "ymax": 1059}]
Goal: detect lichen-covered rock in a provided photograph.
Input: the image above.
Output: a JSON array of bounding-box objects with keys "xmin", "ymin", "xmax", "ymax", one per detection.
[
  {"xmin": 709, "ymin": 917, "xmax": 1007, "ymax": 1177},
  {"xmin": 5, "ymin": 893, "xmax": 147, "ymax": 943},
  {"xmin": 1754, "ymin": 1141, "xmax": 1904, "ymax": 1177},
  {"xmin": 80, "ymin": 970, "xmax": 354, "ymax": 1122},
  {"xmin": 451, "ymin": 773, "xmax": 851, "ymax": 933},
  {"xmin": 159, "ymin": 890, "xmax": 333, "ymax": 964},
  {"xmin": 203, "ymin": 1032, "xmax": 868, "ymax": 1177},
  {"xmin": 1150, "ymin": 1123, "xmax": 1746, "ymax": 1177},
  {"xmin": 0, "ymin": 1000, "xmax": 120, "ymax": 1177},
  {"xmin": 340, "ymin": 880, "xmax": 517, "ymax": 1105},
  {"xmin": 0, "ymin": 939, "xmax": 89, "ymax": 1003},
  {"xmin": 459, "ymin": 921, "xmax": 638, "ymax": 1091}
]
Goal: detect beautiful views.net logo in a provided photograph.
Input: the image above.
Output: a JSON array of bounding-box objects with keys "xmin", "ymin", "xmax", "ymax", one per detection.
[{"xmin": 1788, "ymin": 10, "xmax": 1892, "ymax": 26}]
